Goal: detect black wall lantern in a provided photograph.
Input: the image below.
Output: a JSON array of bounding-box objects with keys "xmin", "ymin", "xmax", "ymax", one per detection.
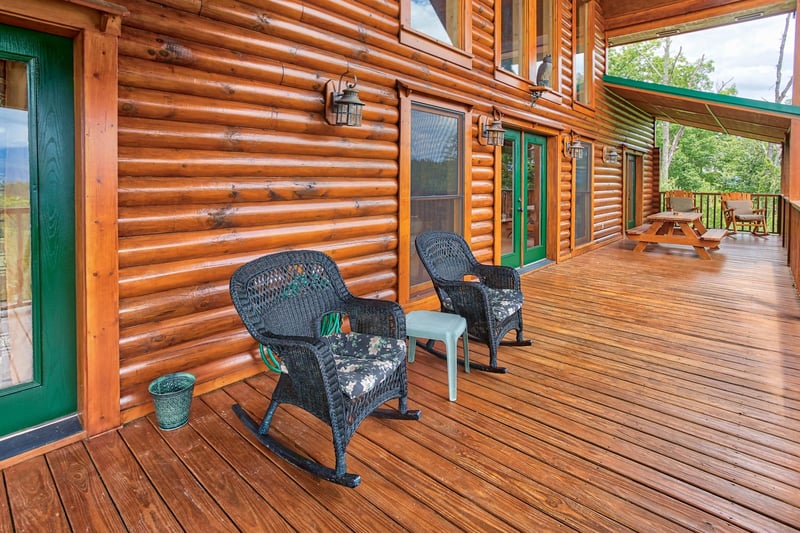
[
  {"xmin": 478, "ymin": 112, "xmax": 505, "ymax": 147},
  {"xmin": 563, "ymin": 134, "xmax": 585, "ymax": 160},
  {"xmin": 325, "ymin": 72, "xmax": 365, "ymax": 127}
]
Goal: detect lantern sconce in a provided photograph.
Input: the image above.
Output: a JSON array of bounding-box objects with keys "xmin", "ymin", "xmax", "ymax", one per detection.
[
  {"xmin": 563, "ymin": 133, "xmax": 585, "ymax": 160},
  {"xmin": 324, "ymin": 72, "xmax": 365, "ymax": 127},
  {"xmin": 478, "ymin": 112, "xmax": 505, "ymax": 147},
  {"xmin": 603, "ymin": 145, "xmax": 621, "ymax": 164}
]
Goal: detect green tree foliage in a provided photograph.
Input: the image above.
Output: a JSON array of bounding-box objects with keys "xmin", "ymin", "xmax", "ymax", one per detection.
[{"xmin": 608, "ymin": 38, "xmax": 782, "ymax": 194}]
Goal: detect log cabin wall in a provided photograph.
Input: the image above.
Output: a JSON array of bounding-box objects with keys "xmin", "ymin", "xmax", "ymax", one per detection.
[{"xmin": 115, "ymin": 0, "xmax": 658, "ymax": 420}]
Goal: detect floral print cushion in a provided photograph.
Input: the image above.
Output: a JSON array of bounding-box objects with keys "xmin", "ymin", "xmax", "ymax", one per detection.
[
  {"xmin": 324, "ymin": 332, "xmax": 407, "ymax": 399},
  {"xmin": 441, "ymin": 287, "xmax": 523, "ymax": 322},
  {"xmin": 486, "ymin": 287, "xmax": 524, "ymax": 321}
]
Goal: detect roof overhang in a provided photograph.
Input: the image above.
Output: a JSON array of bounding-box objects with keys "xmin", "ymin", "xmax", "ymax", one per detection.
[
  {"xmin": 603, "ymin": 75, "xmax": 800, "ymax": 144},
  {"xmin": 603, "ymin": 1, "xmax": 795, "ymax": 46}
]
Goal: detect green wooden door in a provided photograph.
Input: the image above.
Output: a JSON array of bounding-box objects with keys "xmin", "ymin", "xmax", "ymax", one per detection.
[
  {"xmin": 0, "ymin": 25, "xmax": 76, "ymax": 438},
  {"xmin": 522, "ymin": 133, "xmax": 547, "ymax": 264},
  {"xmin": 501, "ymin": 131, "xmax": 547, "ymax": 267}
]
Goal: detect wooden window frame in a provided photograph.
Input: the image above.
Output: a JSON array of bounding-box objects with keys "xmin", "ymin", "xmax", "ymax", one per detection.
[
  {"xmin": 572, "ymin": 0, "xmax": 595, "ymax": 110},
  {"xmin": 494, "ymin": 0, "xmax": 559, "ymax": 94},
  {"xmin": 398, "ymin": 88, "xmax": 473, "ymax": 308},
  {"xmin": 400, "ymin": 0, "xmax": 473, "ymax": 70}
]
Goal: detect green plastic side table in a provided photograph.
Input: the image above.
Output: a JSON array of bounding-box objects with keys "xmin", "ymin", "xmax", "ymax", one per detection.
[{"xmin": 406, "ymin": 310, "xmax": 469, "ymax": 401}]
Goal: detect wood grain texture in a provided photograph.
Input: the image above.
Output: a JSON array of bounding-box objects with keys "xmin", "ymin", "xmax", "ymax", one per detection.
[
  {"xmin": 111, "ymin": 0, "xmax": 656, "ymax": 419},
  {"xmin": 85, "ymin": 431, "xmax": 183, "ymax": 531},
  {"xmin": 4, "ymin": 457, "xmax": 70, "ymax": 532},
  {"xmin": 2, "ymin": 235, "xmax": 798, "ymax": 531},
  {"xmin": 45, "ymin": 444, "xmax": 127, "ymax": 532},
  {"xmin": 0, "ymin": 474, "xmax": 10, "ymax": 533},
  {"xmin": 119, "ymin": 418, "xmax": 239, "ymax": 532}
]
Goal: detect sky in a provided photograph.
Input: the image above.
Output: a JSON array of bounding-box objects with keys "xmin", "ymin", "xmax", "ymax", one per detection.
[{"xmin": 667, "ymin": 14, "xmax": 796, "ymax": 102}]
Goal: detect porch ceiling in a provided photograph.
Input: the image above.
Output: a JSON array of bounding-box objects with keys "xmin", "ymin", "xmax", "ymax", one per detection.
[
  {"xmin": 604, "ymin": 75, "xmax": 800, "ymax": 144},
  {"xmin": 601, "ymin": 0, "xmax": 795, "ymax": 46}
]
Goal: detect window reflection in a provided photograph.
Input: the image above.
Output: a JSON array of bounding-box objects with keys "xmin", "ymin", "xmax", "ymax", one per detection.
[
  {"xmin": 500, "ymin": 0, "xmax": 554, "ymax": 81},
  {"xmin": 411, "ymin": 0, "xmax": 461, "ymax": 47},
  {"xmin": 574, "ymin": 142, "xmax": 592, "ymax": 246},
  {"xmin": 409, "ymin": 104, "xmax": 464, "ymax": 294},
  {"xmin": 0, "ymin": 59, "xmax": 33, "ymax": 390}
]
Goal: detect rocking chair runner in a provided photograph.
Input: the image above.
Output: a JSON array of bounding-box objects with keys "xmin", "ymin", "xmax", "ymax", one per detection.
[
  {"xmin": 415, "ymin": 231, "xmax": 532, "ymax": 373},
  {"xmin": 721, "ymin": 192, "xmax": 768, "ymax": 236},
  {"xmin": 229, "ymin": 250, "xmax": 420, "ymax": 487}
]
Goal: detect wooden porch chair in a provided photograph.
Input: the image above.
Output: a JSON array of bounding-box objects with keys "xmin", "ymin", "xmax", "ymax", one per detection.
[
  {"xmin": 721, "ymin": 192, "xmax": 768, "ymax": 236},
  {"xmin": 415, "ymin": 231, "xmax": 532, "ymax": 373},
  {"xmin": 229, "ymin": 250, "xmax": 421, "ymax": 487},
  {"xmin": 664, "ymin": 190, "xmax": 700, "ymax": 213}
]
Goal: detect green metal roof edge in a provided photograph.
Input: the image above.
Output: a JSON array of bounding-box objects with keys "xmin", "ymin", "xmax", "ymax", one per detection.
[{"xmin": 603, "ymin": 75, "xmax": 800, "ymax": 118}]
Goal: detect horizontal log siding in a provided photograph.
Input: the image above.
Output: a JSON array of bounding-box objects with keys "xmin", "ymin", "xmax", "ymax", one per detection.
[
  {"xmin": 116, "ymin": 0, "xmax": 408, "ymax": 417},
  {"xmin": 116, "ymin": 0, "xmax": 658, "ymax": 418}
]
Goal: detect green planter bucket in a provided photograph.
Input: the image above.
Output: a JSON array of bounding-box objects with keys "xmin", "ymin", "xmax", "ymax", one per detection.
[{"xmin": 148, "ymin": 372, "xmax": 196, "ymax": 431}]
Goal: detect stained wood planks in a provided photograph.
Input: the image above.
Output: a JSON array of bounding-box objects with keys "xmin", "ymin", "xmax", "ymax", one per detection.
[
  {"xmin": 110, "ymin": 0, "xmax": 660, "ymax": 420},
  {"xmin": 4, "ymin": 457, "xmax": 70, "ymax": 532},
  {"xmin": 1, "ymin": 234, "xmax": 798, "ymax": 531},
  {"xmin": 46, "ymin": 445, "xmax": 127, "ymax": 532},
  {"xmin": 85, "ymin": 431, "xmax": 182, "ymax": 531}
]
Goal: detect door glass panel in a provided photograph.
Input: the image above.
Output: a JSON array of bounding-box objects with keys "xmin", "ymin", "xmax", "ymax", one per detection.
[
  {"xmin": 626, "ymin": 153, "xmax": 636, "ymax": 229},
  {"xmin": 0, "ymin": 59, "xmax": 33, "ymax": 391},
  {"xmin": 501, "ymin": 138, "xmax": 516, "ymax": 257},
  {"xmin": 526, "ymin": 141, "xmax": 541, "ymax": 249}
]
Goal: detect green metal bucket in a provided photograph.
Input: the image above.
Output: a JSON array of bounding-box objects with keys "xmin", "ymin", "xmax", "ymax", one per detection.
[{"xmin": 148, "ymin": 372, "xmax": 196, "ymax": 431}]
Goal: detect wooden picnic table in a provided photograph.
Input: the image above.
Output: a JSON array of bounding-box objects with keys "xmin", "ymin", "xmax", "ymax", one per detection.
[{"xmin": 626, "ymin": 211, "xmax": 727, "ymax": 260}]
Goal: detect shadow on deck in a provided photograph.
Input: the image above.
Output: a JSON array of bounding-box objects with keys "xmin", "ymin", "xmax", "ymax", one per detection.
[{"xmin": 2, "ymin": 233, "xmax": 799, "ymax": 531}]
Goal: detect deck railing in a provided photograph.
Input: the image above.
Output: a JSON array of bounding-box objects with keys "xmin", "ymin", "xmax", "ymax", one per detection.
[{"xmin": 659, "ymin": 192, "xmax": 784, "ymax": 234}]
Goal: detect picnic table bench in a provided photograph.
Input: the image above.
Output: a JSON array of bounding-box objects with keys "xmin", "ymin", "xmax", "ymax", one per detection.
[{"xmin": 626, "ymin": 212, "xmax": 727, "ymax": 260}]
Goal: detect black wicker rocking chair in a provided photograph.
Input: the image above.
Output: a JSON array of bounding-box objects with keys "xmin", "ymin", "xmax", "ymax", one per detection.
[
  {"xmin": 229, "ymin": 250, "xmax": 420, "ymax": 487},
  {"xmin": 415, "ymin": 231, "xmax": 532, "ymax": 373}
]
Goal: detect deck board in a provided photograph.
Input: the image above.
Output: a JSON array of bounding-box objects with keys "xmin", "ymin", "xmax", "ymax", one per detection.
[
  {"xmin": 2, "ymin": 233, "xmax": 800, "ymax": 531},
  {"xmin": 118, "ymin": 418, "xmax": 239, "ymax": 532},
  {"xmin": 46, "ymin": 444, "xmax": 127, "ymax": 532},
  {"xmin": 85, "ymin": 430, "xmax": 182, "ymax": 531}
]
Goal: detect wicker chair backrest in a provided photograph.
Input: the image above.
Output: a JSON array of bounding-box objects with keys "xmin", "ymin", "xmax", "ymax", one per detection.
[
  {"xmin": 415, "ymin": 231, "xmax": 477, "ymax": 282},
  {"xmin": 230, "ymin": 250, "xmax": 350, "ymax": 338}
]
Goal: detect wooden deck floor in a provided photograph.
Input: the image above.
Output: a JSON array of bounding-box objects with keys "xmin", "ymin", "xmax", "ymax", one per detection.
[{"xmin": 2, "ymin": 233, "xmax": 799, "ymax": 532}]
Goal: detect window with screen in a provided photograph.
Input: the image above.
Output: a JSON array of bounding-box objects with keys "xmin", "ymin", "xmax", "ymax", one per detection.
[{"xmin": 408, "ymin": 102, "xmax": 465, "ymax": 297}]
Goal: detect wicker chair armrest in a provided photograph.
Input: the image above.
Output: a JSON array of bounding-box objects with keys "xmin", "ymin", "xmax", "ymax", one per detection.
[
  {"xmin": 255, "ymin": 331, "xmax": 327, "ymax": 353},
  {"xmin": 435, "ymin": 280, "xmax": 491, "ymax": 321},
  {"xmin": 344, "ymin": 298, "xmax": 406, "ymax": 339},
  {"xmin": 258, "ymin": 332, "xmax": 341, "ymax": 383},
  {"xmin": 473, "ymin": 263, "xmax": 521, "ymax": 290}
]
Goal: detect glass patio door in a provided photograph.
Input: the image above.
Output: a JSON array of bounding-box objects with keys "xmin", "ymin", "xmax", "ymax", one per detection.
[
  {"xmin": 625, "ymin": 152, "xmax": 637, "ymax": 229},
  {"xmin": 501, "ymin": 131, "xmax": 547, "ymax": 267},
  {"xmin": 0, "ymin": 25, "xmax": 77, "ymax": 440}
]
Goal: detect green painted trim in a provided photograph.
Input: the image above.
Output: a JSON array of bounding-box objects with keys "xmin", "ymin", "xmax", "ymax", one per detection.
[{"xmin": 603, "ymin": 75, "xmax": 800, "ymax": 118}]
